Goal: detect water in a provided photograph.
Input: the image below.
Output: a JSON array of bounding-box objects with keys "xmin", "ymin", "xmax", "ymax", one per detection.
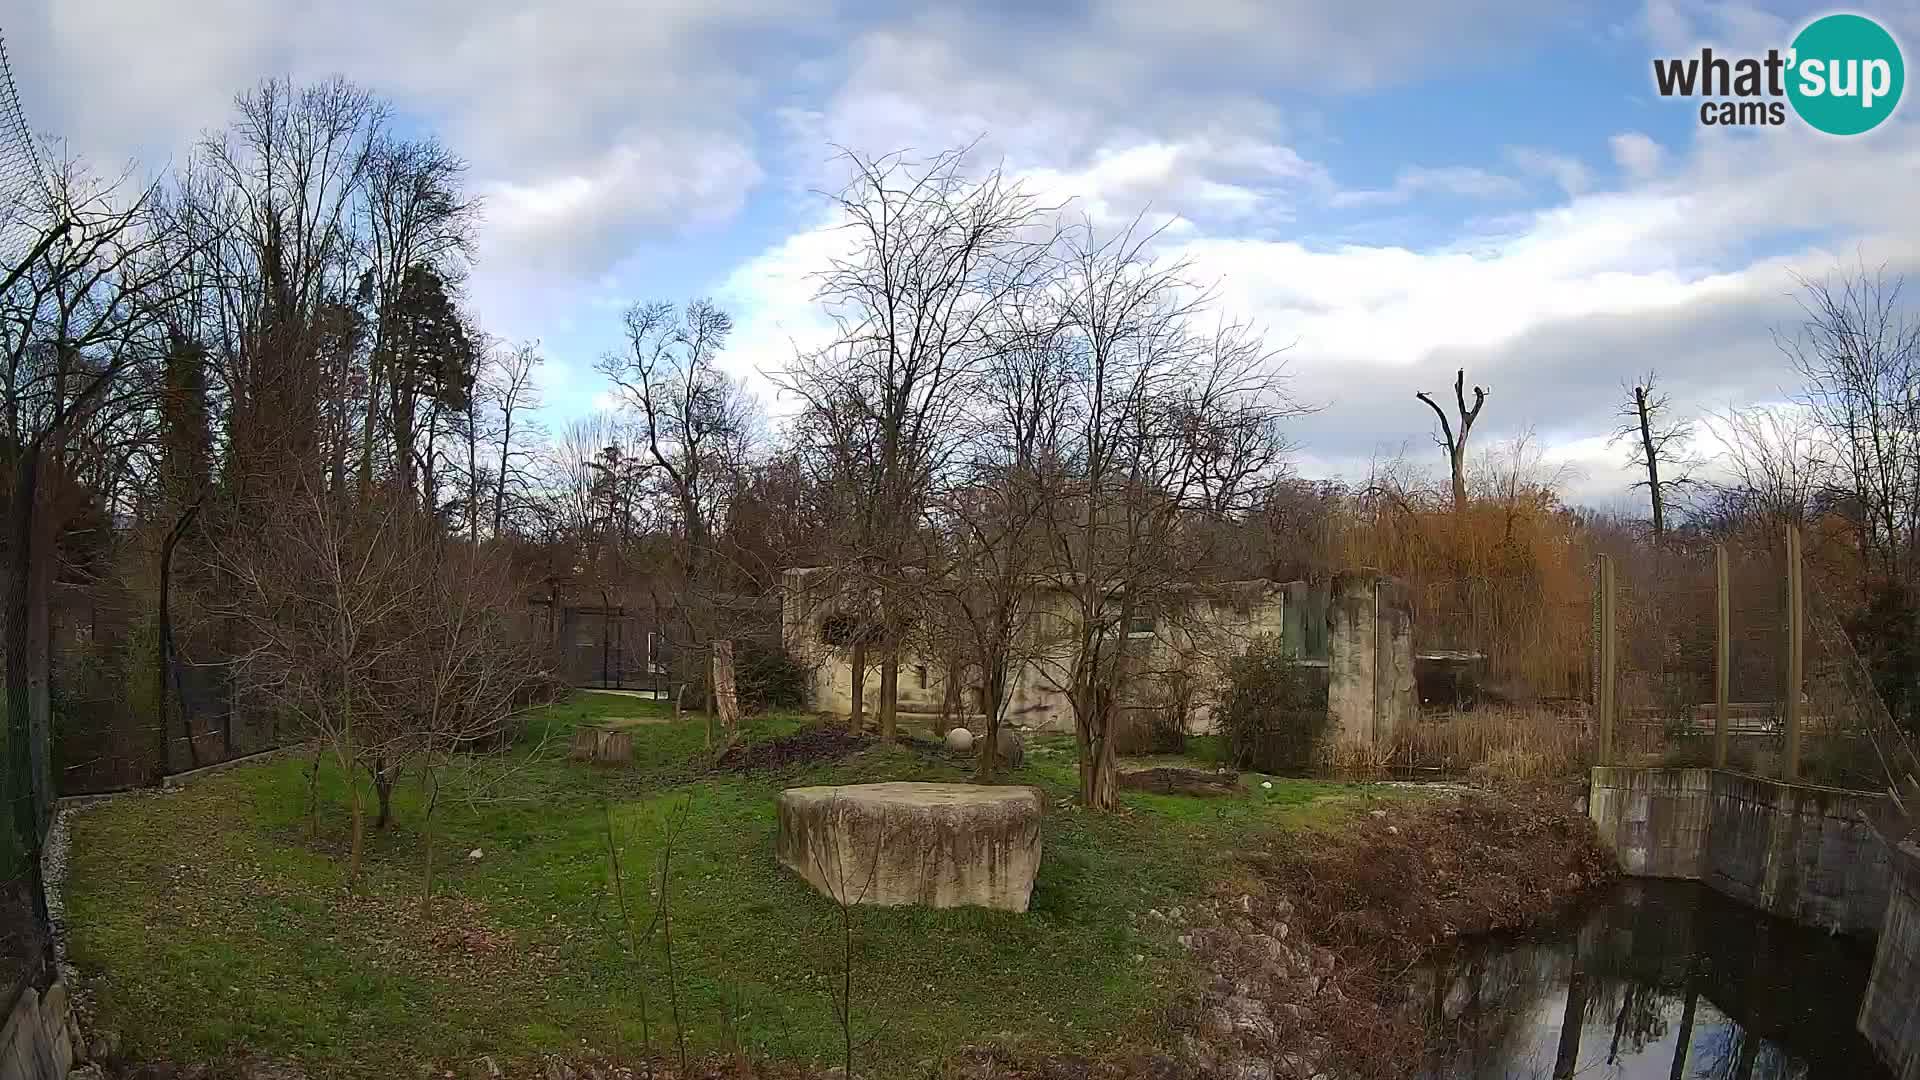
[{"xmin": 1415, "ymin": 880, "xmax": 1890, "ymax": 1079}]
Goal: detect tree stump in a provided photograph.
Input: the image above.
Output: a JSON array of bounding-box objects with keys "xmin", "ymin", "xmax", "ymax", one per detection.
[
  {"xmin": 570, "ymin": 727, "xmax": 599, "ymax": 761},
  {"xmin": 712, "ymin": 639, "xmax": 740, "ymax": 739}
]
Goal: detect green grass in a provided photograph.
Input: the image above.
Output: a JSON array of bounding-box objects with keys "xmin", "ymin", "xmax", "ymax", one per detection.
[{"xmin": 65, "ymin": 691, "xmax": 1364, "ymax": 1078}]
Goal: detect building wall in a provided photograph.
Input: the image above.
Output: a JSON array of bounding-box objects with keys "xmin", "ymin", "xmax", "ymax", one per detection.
[{"xmin": 778, "ymin": 568, "xmax": 1291, "ymax": 735}]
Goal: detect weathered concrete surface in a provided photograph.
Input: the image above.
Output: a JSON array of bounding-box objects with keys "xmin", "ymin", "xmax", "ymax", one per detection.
[
  {"xmin": 1587, "ymin": 766, "xmax": 1890, "ymax": 935},
  {"xmin": 0, "ymin": 979, "xmax": 78, "ymax": 1080},
  {"xmin": 1705, "ymin": 770, "xmax": 1890, "ymax": 936},
  {"xmin": 1326, "ymin": 573, "xmax": 1415, "ymax": 764},
  {"xmin": 1861, "ymin": 834, "xmax": 1920, "ymax": 1079},
  {"xmin": 775, "ymin": 782, "xmax": 1045, "ymax": 912},
  {"xmin": 1587, "ymin": 766, "xmax": 1713, "ymax": 880}
]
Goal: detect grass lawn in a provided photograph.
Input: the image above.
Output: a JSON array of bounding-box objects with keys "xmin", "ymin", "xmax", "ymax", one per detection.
[{"xmin": 64, "ymin": 693, "xmax": 1370, "ymax": 1078}]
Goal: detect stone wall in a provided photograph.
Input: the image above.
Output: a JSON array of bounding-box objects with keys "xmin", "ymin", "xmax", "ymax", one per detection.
[
  {"xmin": 0, "ymin": 980, "xmax": 77, "ymax": 1080},
  {"xmin": 1860, "ymin": 836, "xmax": 1920, "ymax": 1080},
  {"xmin": 1325, "ymin": 573, "xmax": 1415, "ymax": 760},
  {"xmin": 1586, "ymin": 765, "xmax": 1890, "ymax": 936}
]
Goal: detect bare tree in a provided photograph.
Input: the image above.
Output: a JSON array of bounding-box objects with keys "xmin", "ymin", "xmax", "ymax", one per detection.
[
  {"xmin": 484, "ymin": 338, "xmax": 545, "ymax": 538},
  {"xmin": 1780, "ymin": 265, "xmax": 1920, "ymax": 582},
  {"xmin": 597, "ymin": 299, "xmax": 755, "ymax": 717},
  {"xmin": 778, "ymin": 144, "xmax": 1060, "ymax": 742},
  {"xmin": 1416, "ymin": 367, "xmax": 1488, "ymax": 510},
  {"xmin": 1608, "ymin": 372, "xmax": 1697, "ymax": 538},
  {"xmin": 1696, "ymin": 404, "xmax": 1831, "ymax": 528},
  {"xmin": 1034, "ymin": 216, "xmax": 1298, "ymax": 808}
]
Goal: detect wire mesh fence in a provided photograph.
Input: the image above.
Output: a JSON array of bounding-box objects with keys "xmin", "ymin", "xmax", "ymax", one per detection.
[
  {"xmin": 1600, "ymin": 526, "xmax": 1920, "ymax": 794},
  {"xmin": 0, "ymin": 23, "xmax": 57, "ymax": 1023}
]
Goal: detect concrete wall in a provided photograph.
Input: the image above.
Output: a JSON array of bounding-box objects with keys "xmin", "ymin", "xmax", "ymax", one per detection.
[
  {"xmin": 0, "ymin": 980, "xmax": 77, "ymax": 1080},
  {"xmin": 778, "ymin": 568, "xmax": 1292, "ymax": 735},
  {"xmin": 1705, "ymin": 770, "xmax": 1891, "ymax": 935},
  {"xmin": 1587, "ymin": 766, "xmax": 1714, "ymax": 880},
  {"xmin": 1325, "ymin": 573, "xmax": 1415, "ymax": 761},
  {"xmin": 1587, "ymin": 765, "xmax": 1890, "ymax": 935},
  {"xmin": 1861, "ymin": 836, "xmax": 1920, "ymax": 1080}
]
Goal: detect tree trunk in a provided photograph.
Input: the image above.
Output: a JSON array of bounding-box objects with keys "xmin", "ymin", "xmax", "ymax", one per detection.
[
  {"xmin": 978, "ymin": 660, "xmax": 1008, "ymax": 784},
  {"xmin": 1076, "ymin": 685, "xmax": 1119, "ymax": 809},
  {"xmin": 939, "ymin": 653, "xmax": 961, "ymax": 738},
  {"xmin": 421, "ymin": 763, "xmax": 440, "ymax": 911},
  {"xmin": 372, "ymin": 757, "xmax": 396, "ymax": 830},
  {"xmin": 157, "ymin": 503, "xmax": 203, "ymax": 774},
  {"xmin": 1450, "ymin": 446, "xmax": 1467, "ymax": 510},
  {"xmin": 347, "ymin": 762, "xmax": 366, "ymax": 889},
  {"xmin": 849, "ymin": 642, "xmax": 867, "ymax": 731},
  {"xmin": 1636, "ymin": 386, "xmax": 1665, "ymax": 538},
  {"xmin": 878, "ymin": 654, "xmax": 898, "ymax": 742}
]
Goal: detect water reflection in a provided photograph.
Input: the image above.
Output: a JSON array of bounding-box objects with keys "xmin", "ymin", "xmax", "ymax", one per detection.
[{"xmin": 1415, "ymin": 880, "xmax": 1888, "ymax": 1079}]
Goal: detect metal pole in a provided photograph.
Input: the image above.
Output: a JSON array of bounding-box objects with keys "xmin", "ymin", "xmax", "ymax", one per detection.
[
  {"xmin": 1599, "ymin": 555, "xmax": 1617, "ymax": 766},
  {"xmin": 1785, "ymin": 525, "xmax": 1804, "ymax": 781},
  {"xmin": 1715, "ymin": 543, "xmax": 1730, "ymax": 769}
]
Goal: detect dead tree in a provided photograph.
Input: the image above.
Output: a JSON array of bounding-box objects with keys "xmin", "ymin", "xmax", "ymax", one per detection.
[
  {"xmin": 1416, "ymin": 368, "xmax": 1488, "ymax": 510},
  {"xmin": 1609, "ymin": 372, "xmax": 1697, "ymax": 539}
]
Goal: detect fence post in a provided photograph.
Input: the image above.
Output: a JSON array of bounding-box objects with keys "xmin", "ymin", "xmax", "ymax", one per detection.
[
  {"xmin": 1598, "ymin": 554, "xmax": 1617, "ymax": 767},
  {"xmin": 1715, "ymin": 543, "xmax": 1730, "ymax": 769},
  {"xmin": 1785, "ymin": 524, "xmax": 1805, "ymax": 781}
]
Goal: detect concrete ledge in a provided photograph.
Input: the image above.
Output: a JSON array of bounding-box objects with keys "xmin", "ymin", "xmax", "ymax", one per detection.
[{"xmin": 1588, "ymin": 765, "xmax": 1889, "ymax": 936}]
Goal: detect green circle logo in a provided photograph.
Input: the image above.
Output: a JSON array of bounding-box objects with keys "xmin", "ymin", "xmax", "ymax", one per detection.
[{"xmin": 1788, "ymin": 13, "xmax": 1904, "ymax": 135}]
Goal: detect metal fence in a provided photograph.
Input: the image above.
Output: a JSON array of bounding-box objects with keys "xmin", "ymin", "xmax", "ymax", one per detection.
[{"xmin": 1596, "ymin": 525, "xmax": 1920, "ymax": 793}]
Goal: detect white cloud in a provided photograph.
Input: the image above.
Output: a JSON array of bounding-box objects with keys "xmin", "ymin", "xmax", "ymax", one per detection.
[
  {"xmin": 1609, "ymin": 132, "xmax": 1665, "ymax": 180},
  {"xmin": 1330, "ymin": 165, "xmax": 1526, "ymax": 208}
]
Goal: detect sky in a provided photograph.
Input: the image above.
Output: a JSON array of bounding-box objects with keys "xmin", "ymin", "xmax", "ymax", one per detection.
[{"xmin": 9, "ymin": 0, "xmax": 1920, "ymax": 509}]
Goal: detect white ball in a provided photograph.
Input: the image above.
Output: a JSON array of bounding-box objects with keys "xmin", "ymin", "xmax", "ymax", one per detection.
[{"xmin": 944, "ymin": 727, "xmax": 975, "ymax": 752}]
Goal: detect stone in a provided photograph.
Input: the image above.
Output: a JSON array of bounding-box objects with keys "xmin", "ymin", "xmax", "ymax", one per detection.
[
  {"xmin": 944, "ymin": 727, "xmax": 975, "ymax": 752},
  {"xmin": 1119, "ymin": 766, "xmax": 1240, "ymax": 797},
  {"xmin": 982, "ymin": 727, "xmax": 1024, "ymax": 769},
  {"xmin": 467, "ymin": 848, "xmax": 484, "ymax": 861},
  {"xmin": 775, "ymin": 782, "xmax": 1045, "ymax": 911}
]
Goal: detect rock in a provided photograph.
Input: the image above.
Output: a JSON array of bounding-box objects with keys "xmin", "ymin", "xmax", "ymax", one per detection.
[
  {"xmin": 775, "ymin": 782, "xmax": 1046, "ymax": 911},
  {"xmin": 467, "ymin": 848, "xmax": 484, "ymax": 861},
  {"xmin": 944, "ymin": 727, "xmax": 975, "ymax": 752},
  {"xmin": 982, "ymin": 726, "xmax": 1024, "ymax": 769},
  {"xmin": 68, "ymin": 1067, "xmax": 107, "ymax": 1080},
  {"xmin": 472, "ymin": 1056, "xmax": 503, "ymax": 1080},
  {"xmin": 87, "ymin": 1030, "xmax": 120, "ymax": 1061},
  {"xmin": 1119, "ymin": 766, "xmax": 1239, "ymax": 797}
]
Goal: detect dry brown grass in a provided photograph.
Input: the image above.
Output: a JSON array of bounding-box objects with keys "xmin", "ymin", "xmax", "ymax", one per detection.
[{"xmin": 1389, "ymin": 707, "xmax": 1593, "ymax": 781}]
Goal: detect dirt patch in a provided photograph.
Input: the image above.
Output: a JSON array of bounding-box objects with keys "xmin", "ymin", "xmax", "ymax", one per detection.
[
  {"xmin": 713, "ymin": 724, "xmax": 873, "ymax": 772},
  {"xmin": 1168, "ymin": 781, "xmax": 1617, "ymax": 1080}
]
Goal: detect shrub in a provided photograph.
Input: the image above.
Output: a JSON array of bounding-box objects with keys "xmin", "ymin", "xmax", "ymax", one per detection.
[
  {"xmin": 1217, "ymin": 635, "xmax": 1329, "ymax": 774},
  {"xmin": 1115, "ymin": 672, "xmax": 1193, "ymax": 755},
  {"xmin": 733, "ymin": 638, "xmax": 811, "ymax": 713}
]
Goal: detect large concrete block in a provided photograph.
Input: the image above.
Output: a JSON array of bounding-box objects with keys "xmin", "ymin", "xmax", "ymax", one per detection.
[{"xmin": 775, "ymin": 782, "xmax": 1045, "ymax": 912}]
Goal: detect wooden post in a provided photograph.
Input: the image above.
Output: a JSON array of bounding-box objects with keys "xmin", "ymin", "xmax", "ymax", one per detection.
[
  {"xmin": 1784, "ymin": 524, "xmax": 1805, "ymax": 781},
  {"xmin": 1598, "ymin": 555, "xmax": 1617, "ymax": 766},
  {"xmin": 1715, "ymin": 544, "xmax": 1730, "ymax": 769}
]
